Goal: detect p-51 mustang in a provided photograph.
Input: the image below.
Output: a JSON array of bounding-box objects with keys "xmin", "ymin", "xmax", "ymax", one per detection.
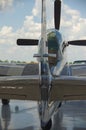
[{"xmin": 0, "ymin": 0, "xmax": 86, "ymax": 129}]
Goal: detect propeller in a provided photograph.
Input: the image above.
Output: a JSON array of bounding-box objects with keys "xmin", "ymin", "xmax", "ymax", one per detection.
[
  {"xmin": 68, "ymin": 40, "xmax": 86, "ymax": 46},
  {"xmin": 54, "ymin": 0, "xmax": 61, "ymax": 30},
  {"xmin": 17, "ymin": 39, "xmax": 38, "ymax": 46}
]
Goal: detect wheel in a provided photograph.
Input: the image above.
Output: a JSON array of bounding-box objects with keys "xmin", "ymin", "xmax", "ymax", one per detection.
[
  {"xmin": 2, "ymin": 99, "xmax": 10, "ymax": 105},
  {"xmin": 41, "ymin": 119, "xmax": 52, "ymax": 130}
]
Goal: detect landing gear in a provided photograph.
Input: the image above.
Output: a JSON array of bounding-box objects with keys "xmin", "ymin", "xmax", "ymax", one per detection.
[
  {"xmin": 2, "ymin": 99, "xmax": 10, "ymax": 105},
  {"xmin": 41, "ymin": 119, "xmax": 52, "ymax": 130}
]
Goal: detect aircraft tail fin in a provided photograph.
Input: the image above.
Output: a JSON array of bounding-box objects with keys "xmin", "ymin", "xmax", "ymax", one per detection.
[
  {"xmin": 40, "ymin": 0, "xmax": 48, "ymax": 56},
  {"xmin": 17, "ymin": 0, "xmax": 47, "ymax": 54}
]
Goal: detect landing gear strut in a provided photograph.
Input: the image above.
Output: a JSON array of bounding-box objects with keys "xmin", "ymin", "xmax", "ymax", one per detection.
[
  {"xmin": 2, "ymin": 99, "xmax": 10, "ymax": 105},
  {"xmin": 41, "ymin": 119, "xmax": 52, "ymax": 130}
]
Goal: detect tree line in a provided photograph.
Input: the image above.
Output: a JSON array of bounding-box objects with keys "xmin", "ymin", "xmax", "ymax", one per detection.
[{"xmin": 0, "ymin": 60, "xmax": 37, "ymax": 64}]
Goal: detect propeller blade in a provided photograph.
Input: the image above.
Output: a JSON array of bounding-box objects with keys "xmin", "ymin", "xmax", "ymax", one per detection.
[
  {"xmin": 54, "ymin": 0, "xmax": 61, "ymax": 30},
  {"xmin": 68, "ymin": 40, "xmax": 86, "ymax": 46},
  {"xmin": 17, "ymin": 39, "xmax": 38, "ymax": 46}
]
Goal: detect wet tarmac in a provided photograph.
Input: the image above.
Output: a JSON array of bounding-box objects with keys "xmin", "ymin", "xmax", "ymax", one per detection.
[{"xmin": 0, "ymin": 100, "xmax": 86, "ymax": 130}]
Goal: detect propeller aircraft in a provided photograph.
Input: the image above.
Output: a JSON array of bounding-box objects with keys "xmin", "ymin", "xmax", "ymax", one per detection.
[{"xmin": 0, "ymin": 0, "xmax": 86, "ymax": 129}]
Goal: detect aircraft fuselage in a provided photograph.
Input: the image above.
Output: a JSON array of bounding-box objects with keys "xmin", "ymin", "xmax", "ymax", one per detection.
[{"xmin": 38, "ymin": 29, "xmax": 67, "ymax": 77}]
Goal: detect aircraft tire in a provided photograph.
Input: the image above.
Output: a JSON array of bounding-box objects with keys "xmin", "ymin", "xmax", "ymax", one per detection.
[
  {"xmin": 2, "ymin": 99, "xmax": 10, "ymax": 105},
  {"xmin": 41, "ymin": 119, "xmax": 52, "ymax": 130}
]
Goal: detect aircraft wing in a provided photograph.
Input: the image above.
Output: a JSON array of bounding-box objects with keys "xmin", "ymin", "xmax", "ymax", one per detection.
[
  {"xmin": 0, "ymin": 75, "xmax": 40, "ymax": 101},
  {"xmin": 0, "ymin": 75, "xmax": 86, "ymax": 101},
  {"xmin": 51, "ymin": 76, "xmax": 86, "ymax": 101}
]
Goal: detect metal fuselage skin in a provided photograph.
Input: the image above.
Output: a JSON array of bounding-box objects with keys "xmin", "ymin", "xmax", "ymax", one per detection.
[
  {"xmin": 37, "ymin": 29, "xmax": 67, "ymax": 122},
  {"xmin": 38, "ymin": 29, "xmax": 67, "ymax": 79}
]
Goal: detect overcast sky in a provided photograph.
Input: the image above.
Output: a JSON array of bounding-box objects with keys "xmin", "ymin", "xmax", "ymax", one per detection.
[{"xmin": 0, "ymin": 0, "xmax": 86, "ymax": 62}]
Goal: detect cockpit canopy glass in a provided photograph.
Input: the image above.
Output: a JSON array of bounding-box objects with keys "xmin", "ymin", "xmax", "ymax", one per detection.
[{"xmin": 47, "ymin": 31, "xmax": 59, "ymax": 53}]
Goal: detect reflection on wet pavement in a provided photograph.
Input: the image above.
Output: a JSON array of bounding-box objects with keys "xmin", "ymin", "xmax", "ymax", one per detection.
[
  {"xmin": 0, "ymin": 100, "xmax": 86, "ymax": 130},
  {"xmin": 52, "ymin": 101, "xmax": 86, "ymax": 130},
  {"xmin": 0, "ymin": 100, "xmax": 40, "ymax": 130}
]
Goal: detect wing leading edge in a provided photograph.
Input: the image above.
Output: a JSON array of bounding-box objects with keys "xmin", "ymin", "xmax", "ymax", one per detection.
[
  {"xmin": 0, "ymin": 75, "xmax": 86, "ymax": 101},
  {"xmin": 51, "ymin": 76, "xmax": 86, "ymax": 101},
  {"xmin": 0, "ymin": 75, "xmax": 40, "ymax": 101}
]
